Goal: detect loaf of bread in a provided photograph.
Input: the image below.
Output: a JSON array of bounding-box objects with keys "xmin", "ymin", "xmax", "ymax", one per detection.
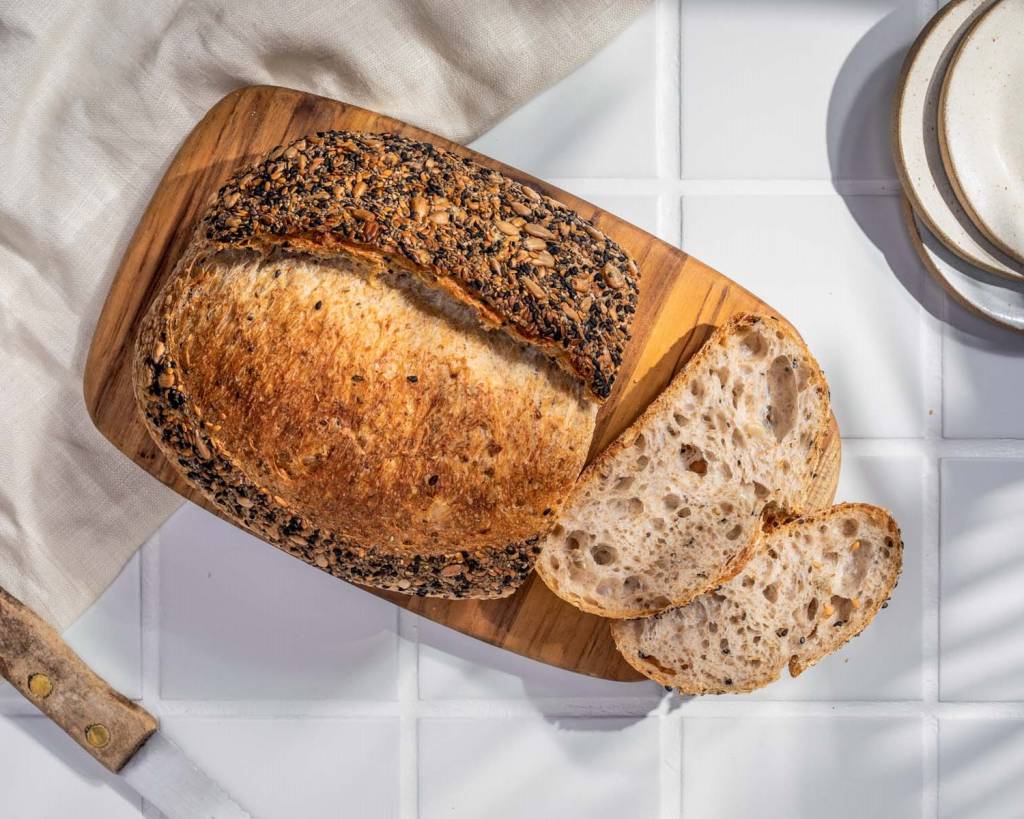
[
  {"xmin": 133, "ymin": 130, "xmax": 640, "ymax": 599},
  {"xmin": 611, "ymin": 503, "xmax": 902, "ymax": 694},
  {"xmin": 535, "ymin": 314, "xmax": 831, "ymax": 617}
]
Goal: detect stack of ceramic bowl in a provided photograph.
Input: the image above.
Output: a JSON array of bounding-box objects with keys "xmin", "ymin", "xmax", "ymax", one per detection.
[{"xmin": 894, "ymin": 0, "xmax": 1024, "ymax": 331}]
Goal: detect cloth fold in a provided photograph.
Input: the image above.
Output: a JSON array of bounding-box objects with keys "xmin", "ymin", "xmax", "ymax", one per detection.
[{"xmin": 0, "ymin": 0, "xmax": 648, "ymax": 629}]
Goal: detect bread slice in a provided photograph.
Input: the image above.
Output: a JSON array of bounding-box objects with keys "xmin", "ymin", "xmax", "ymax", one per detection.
[
  {"xmin": 535, "ymin": 313, "xmax": 832, "ymax": 617},
  {"xmin": 611, "ymin": 503, "xmax": 903, "ymax": 694}
]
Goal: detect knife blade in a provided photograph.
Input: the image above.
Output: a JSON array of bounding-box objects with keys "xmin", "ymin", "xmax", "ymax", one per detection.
[{"xmin": 0, "ymin": 585, "xmax": 251, "ymax": 819}]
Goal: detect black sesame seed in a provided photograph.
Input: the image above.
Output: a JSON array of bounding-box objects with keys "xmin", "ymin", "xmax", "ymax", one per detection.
[
  {"xmin": 407, "ymin": 375, "xmax": 418, "ymax": 383},
  {"xmin": 314, "ymin": 300, "xmax": 323, "ymax": 310}
]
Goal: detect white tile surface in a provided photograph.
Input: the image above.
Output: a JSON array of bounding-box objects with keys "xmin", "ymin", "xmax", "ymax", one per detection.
[
  {"xmin": 682, "ymin": 193, "xmax": 927, "ymax": 437},
  {"xmin": 471, "ymin": 4, "xmax": 658, "ymax": 179},
  {"xmin": 749, "ymin": 453, "xmax": 924, "ymax": 700},
  {"xmin": 0, "ymin": 717, "xmax": 141, "ymax": 818},
  {"xmin": 161, "ymin": 717, "xmax": 400, "ymax": 819},
  {"xmin": 418, "ymin": 618, "xmax": 664, "ymax": 701},
  {"xmin": 159, "ymin": 505, "xmax": 399, "ymax": 700},
  {"xmin": 939, "ymin": 719, "xmax": 1024, "ymax": 819},
  {"xmin": 943, "ymin": 309, "xmax": 1024, "ymax": 438},
  {"xmin": 681, "ymin": 0, "xmax": 919, "ymax": 180},
  {"xmin": 418, "ymin": 717, "xmax": 659, "ymax": 819},
  {"xmin": 0, "ymin": 551, "xmax": 142, "ymax": 704},
  {"xmin": 681, "ymin": 716, "xmax": 924, "ymax": 819},
  {"xmin": 940, "ymin": 459, "xmax": 1024, "ymax": 702}
]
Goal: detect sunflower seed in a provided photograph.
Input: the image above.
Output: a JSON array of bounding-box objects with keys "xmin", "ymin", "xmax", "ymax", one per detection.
[
  {"xmin": 510, "ymin": 201, "xmax": 532, "ymax": 217},
  {"xmin": 353, "ymin": 180, "xmax": 367, "ymax": 199},
  {"xmin": 531, "ymin": 250, "xmax": 556, "ymax": 268},
  {"xmin": 495, "ymin": 220, "xmax": 520, "ymax": 236},
  {"xmin": 521, "ymin": 185, "xmax": 542, "ymax": 201},
  {"xmin": 523, "ymin": 236, "xmax": 547, "ymax": 251},
  {"xmin": 584, "ymin": 224, "xmax": 604, "ymax": 242},
  {"xmin": 602, "ymin": 263, "xmax": 625, "ymax": 290},
  {"xmin": 524, "ymin": 279, "xmax": 546, "ymax": 298},
  {"xmin": 428, "ymin": 211, "xmax": 450, "ymax": 224},
  {"xmin": 411, "ymin": 195, "xmax": 429, "ymax": 220},
  {"xmin": 524, "ymin": 223, "xmax": 556, "ymax": 240}
]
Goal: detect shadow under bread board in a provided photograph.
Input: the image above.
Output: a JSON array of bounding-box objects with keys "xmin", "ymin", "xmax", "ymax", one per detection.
[{"xmin": 85, "ymin": 86, "xmax": 840, "ymax": 682}]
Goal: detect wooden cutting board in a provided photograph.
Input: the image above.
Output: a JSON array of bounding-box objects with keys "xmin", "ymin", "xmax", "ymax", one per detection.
[{"xmin": 84, "ymin": 86, "xmax": 840, "ymax": 682}]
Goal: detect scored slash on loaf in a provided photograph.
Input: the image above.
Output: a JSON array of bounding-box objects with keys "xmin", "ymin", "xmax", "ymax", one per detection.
[{"xmin": 133, "ymin": 130, "xmax": 641, "ymax": 600}]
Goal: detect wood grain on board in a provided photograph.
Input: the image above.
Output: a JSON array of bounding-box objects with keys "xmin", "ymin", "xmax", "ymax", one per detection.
[{"xmin": 85, "ymin": 86, "xmax": 840, "ymax": 682}]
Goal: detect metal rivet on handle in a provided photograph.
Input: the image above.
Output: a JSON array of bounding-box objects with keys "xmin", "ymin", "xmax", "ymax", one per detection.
[
  {"xmin": 85, "ymin": 724, "xmax": 111, "ymax": 749},
  {"xmin": 27, "ymin": 673, "xmax": 53, "ymax": 699}
]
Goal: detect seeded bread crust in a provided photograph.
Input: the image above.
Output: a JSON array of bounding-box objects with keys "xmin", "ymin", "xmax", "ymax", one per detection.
[
  {"xmin": 203, "ymin": 130, "xmax": 639, "ymax": 400},
  {"xmin": 611, "ymin": 503, "xmax": 903, "ymax": 694}
]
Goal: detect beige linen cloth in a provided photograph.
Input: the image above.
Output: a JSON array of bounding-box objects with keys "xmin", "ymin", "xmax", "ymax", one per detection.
[{"xmin": 0, "ymin": 0, "xmax": 648, "ymax": 629}]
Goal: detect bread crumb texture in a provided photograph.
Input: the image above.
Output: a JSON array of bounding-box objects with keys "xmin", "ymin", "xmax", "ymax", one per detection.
[
  {"xmin": 611, "ymin": 503, "xmax": 903, "ymax": 694},
  {"xmin": 536, "ymin": 314, "xmax": 832, "ymax": 617}
]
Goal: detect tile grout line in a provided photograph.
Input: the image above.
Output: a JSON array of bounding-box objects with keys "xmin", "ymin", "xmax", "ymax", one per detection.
[
  {"xmin": 549, "ymin": 178, "xmax": 904, "ymax": 197},
  {"xmin": 398, "ymin": 609, "xmax": 420, "ymax": 819}
]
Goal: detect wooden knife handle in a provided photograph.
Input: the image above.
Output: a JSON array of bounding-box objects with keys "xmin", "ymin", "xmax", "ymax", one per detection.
[{"xmin": 0, "ymin": 586, "xmax": 157, "ymax": 772}]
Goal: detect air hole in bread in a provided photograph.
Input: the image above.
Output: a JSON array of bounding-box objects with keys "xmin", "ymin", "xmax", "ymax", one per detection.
[
  {"xmin": 708, "ymin": 621, "xmax": 718, "ymax": 634},
  {"xmin": 663, "ymin": 493, "xmax": 681, "ymax": 511},
  {"xmin": 628, "ymin": 497, "xmax": 644, "ymax": 516},
  {"xmin": 732, "ymin": 427, "xmax": 745, "ymax": 447},
  {"xmin": 673, "ymin": 412, "xmax": 688, "ymax": 427},
  {"xmin": 486, "ymin": 441, "xmax": 503, "ymax": 457},
  {"xmin": 690, "ymin": 380, "xmax": 704, "ymax": 399},
  {"xmin": 634, "ymin": 433, "xmax": 647, "ymax": 451},
  {"xmin": 680, "ymin": 444, "xmax": 707, "ymax": 475},
  {"xmin": 566, "ymin": 534, "xmax": 583, "ymax": 551},
  {"xmin": 762, "ymin": 582, "xmax": 779, "ymax": 603},
  {"xmin": 482, "ymin": 466, "xmax": 495, "ymax": 478},
  {"xmin": 720, "ymin": 638, "xmax": 730, "ymax": 654},
  {"xmin": 636, "ymin": 455, "xmax": 650, "ymax": 469},
  {"xmin": 548, "ymin": 555, "xmax": 561, "ymax": 571},
  {"xmin": 766, "ymin": 355, "xmax": 798, "ymax": 442},
  {"xmin": 596, "ymin": 579, "xmax": 615, "ymax": 596},
  {"xmin": 623, "ymin": 575, "xmax": 642, "ymax": 594},
  {"xmin": 651, "ymin": 517, "xmax": 666, "ymax": 532},
  {"xmin": 754, "ymin": 481, "xmax": 770, "ymax": 499},
  {"xmin": 732, "ymin": 382, "xmax": 745, "ymax": 408},
  {"xmin": 742, "ymin": 576, "xmax": 755, "ymax": 588},
  {"xmin": 806, "ymin": 598, "xmax": 818, "ymax": 621},
  {"xmin": 721, "ymin": 502, "xmax": 734, "ymax": 515},
  {"xmin": 720, "ymin": 462, "xmax": 733, "ymax": 480},
  {"xmin": 614, "ymin": 476, "xmax": 634, "ymax": 492},
  {"xmin": 677, "ymin": 506, "xmax": 692, "ymax": 518},
  {"xmin": 841, "ymin": 518, "xmax": 859, "ymax": 537},
  {"xmin": 726, "ymin": 524, "xmax": 744, "ymax": 540},
  {"xmin": 830, "ymin": 595, "xmax": 854, "ymax": 622},
  {"xmin": 591, "ymin": 544, "xmax": 617, "ymax": 565},
  {"xmin": 823, "ymin": 551, "xmax": 839, "ymax": 566},
  {"xmin": 716, "ymin": 367, "xmax": 729, "ymax": 388},
  {"xmin": 667, "ymin": 426, "xmax": 680, "ymax": 438},
  {"xmin": 741, "ymin": 329, "xmax": 767, "ymax": 358}
]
